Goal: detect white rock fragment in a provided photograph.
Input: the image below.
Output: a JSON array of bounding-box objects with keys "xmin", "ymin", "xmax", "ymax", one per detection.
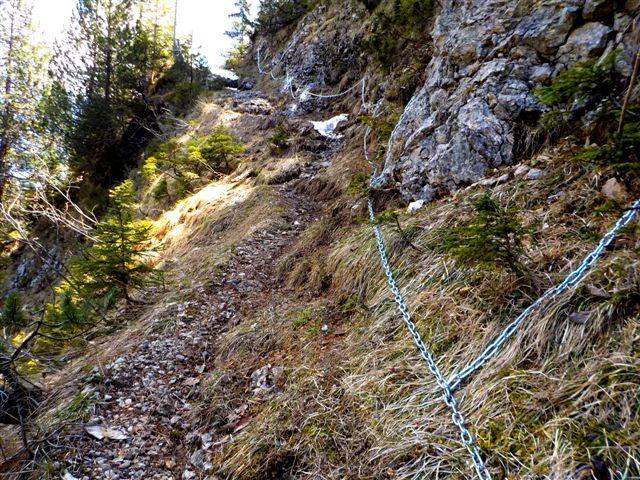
[
  {"xmin": 514, "ymin": 165, "xmax": 530, "ymax": 177},
  {"xmin": 601, "ymin": 177, "xmax": 628, "ymax": 201},
  {"xmin": 310, "ymin": 114, "xmax": 348, "ymax": 139},
  {"xmin": 527, "ymin": 168, "xmax": 546, "ymax": 180},
  {"xmin": 407, "ymin": 199, "xmax": 426, "ymax": 213}
]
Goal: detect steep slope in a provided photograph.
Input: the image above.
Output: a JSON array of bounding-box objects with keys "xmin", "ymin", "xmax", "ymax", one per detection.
[{"xmin": 2, "ymin": 1, "xmax": 640, "ymax": 480}]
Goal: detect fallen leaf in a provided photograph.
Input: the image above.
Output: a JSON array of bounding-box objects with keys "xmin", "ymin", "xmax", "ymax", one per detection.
[
  {"xmin": 234, "ymin": 416, "xmax": 252, "ymax": 433},
  {"xmin": 586, "ymin": 284, "xmax": 609, "ymax": 298},
  {"xmin": 568, "ymin": 311, "xmax": 592, "ymax": 324},
  {"xmin": 85, "ymin": 425, "xmax": 128, "ymax": 441},
  {"xmin": 85, "ymin": 425, "xmax": 105, "ymax": 439}
]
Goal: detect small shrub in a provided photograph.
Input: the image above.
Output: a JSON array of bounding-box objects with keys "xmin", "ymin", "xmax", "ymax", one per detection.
[
  {"xmin": 45, "ymin": 288, "xmax": 93, "ymax": 331},
  {"xmin": 270, "ymin": 125, "xmax": 290, "ymax": 149},
  {"xmin": 152, "ymin": 177, "xmax": 169, "ymax": 200},
  {"xmin": 579, "ymin": 119, "xmax": 640, "ymax": 172},
  {"xmin": 175, "ymin": 176, "xmax": 193, "ymax": 199},
  {"xmin": 167, "ymin": 82, "xmax": 205, "ymax": 114},
  {"xmin": 0, "ymin": 292, "xmax": 27, "ymax": 333},
  {"xmin": 535, "ymin": 52, "xmax": 620, "ymax": 108},
  {"xmin": 199, "ymin": 126, "xmax": 245, "ymax": 173},
  {"xmin": 72, "ymin": 180, "xmax": 162, "ymax": 302},
  {"xmin": 375, "ymin": 208, "xmax": 422, "ymax": 251},
  {"xmin": 142, "ymin": 156, "xmax": 159, "ymax": 181},
  {"xmin": 443, "ymin": 195, "xmax": 530, "ymax": 279},
  {"xmin": 535, "ymin": 51, "xmax": 622, "ymax": 139}
]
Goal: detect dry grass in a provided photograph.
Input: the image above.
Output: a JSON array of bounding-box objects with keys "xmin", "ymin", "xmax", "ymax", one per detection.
[{"xmin": 193, "ymin": 138, "xmax": 640, "ymax": 479}]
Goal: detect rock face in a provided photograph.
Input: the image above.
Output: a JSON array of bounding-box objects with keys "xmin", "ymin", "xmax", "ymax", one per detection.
[
  {"xmin": 258, "ymin": 3, "xmax": 366, "ymax": 107},
  {"xmin": 376, "ymin": 0, "xmax": 634, "ymax": 201}
]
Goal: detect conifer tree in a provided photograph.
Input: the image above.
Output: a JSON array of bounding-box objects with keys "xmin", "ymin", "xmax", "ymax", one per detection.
[
  {"xmin": 226, "ymin": 0, "xmax": 254, "ymax": 43},
  {"xmin": 0, "ymin": 292, "xmax": 27, "ymax": 335},
  {"xmin": 72, "ymin": 180, "xmax": 161, "ymax": 301},
  {"xmin": 54, "ymin": 0, "xmax": 175, "ymax": 188},
  {"xmin": 0, "ymin": 0, "xmax": 40, "ymax": 203}
]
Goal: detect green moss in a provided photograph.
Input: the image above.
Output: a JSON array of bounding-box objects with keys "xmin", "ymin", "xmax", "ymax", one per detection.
[
  {"xmin": 361, "ymin": 0, "xmax": 435, "ymax": 71},
  {"xmin": 348, "ymin": 173, "xmax": 370, "ymax": 197},
  {"xmin": 292, "ymin": 307, "xmax": 315, "ymax": 329}
]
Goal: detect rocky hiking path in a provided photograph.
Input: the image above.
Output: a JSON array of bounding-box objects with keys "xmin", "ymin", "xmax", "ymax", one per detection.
[{"xmin": 62, "ymin": 179, "xmax": 316, "ymax": 480}]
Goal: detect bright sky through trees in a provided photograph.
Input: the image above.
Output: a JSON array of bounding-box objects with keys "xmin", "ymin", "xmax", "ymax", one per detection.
[{"xmin": 31, "ymin": 0, "xmax": 258, "ymax": 67}]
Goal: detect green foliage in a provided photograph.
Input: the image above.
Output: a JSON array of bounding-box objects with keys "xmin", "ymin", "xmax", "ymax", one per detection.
[
  {"xmin": 44, "ymin": 288, "xmax": 93, "ymax": 332},
  {"xmin": 166, "ymin": 81, "xmax": 205, "ymax": 114},
  {"xmin": 224, "ymin": 43, "xmax": 249, "ymax": 71},
  {"xmin": 255, "ymin": 0, "xmax": 313, "ymax": 34},
  {"xmin": 443, "ymin": 196, "xmax": 528, "ymax": 276},
  {"xmin": 348, "ymin": 173, "xmax": 370, "ymax": 197},
  {"xmin": 0, "ymin": 292, "xmax": 27, "ymax": 332},
  {"xmin": 361, "ymin": 0, "xmax": 435, "ymax": 70},
  {"xmin": 226, "ymin": 0, "xmax": 254, "ymax": 39},
  {"xmin": 152, "ymin": 177, "xmax": 169, "ymax": 200},
  {"xmin": 55, "ymin": 0, "xmax": 177, "ymax": 188},
  {"xmin": 225, "ymin": 0, "xmax": 253, "ymax": 68},
  {"xmin": 370, "ymin": 208, "xmax": 422, "ymax": 252},
  {"xmin": 534, "ymin": 51, "xmax": 622, "ymax": 139},
  {"xmin": 0, "ymin": 0, "xmax": 45, "ymax": 203},
  {"xmin": 72, "ymin": 180, "xmax": 161, "ymax": 301},
  {"xmin": 359, "ymin": 113, "xmax": 398, "ymax": 162},
  {"xmin": 270, "ymin": 125, "xmax": 290, "ymax": 149},
  {"xmin": 142, "ymin": 156, "xmax": 159, "ymax": 181},
  {"xmin": 534, "ymin": 52, "xmax": 620, "ymax": 108},
  {"xmin": 358, "ymin": 115, "xmax": 395, "ymax": 143},
  {"xmin": 147, "ymin": 127, "xmax": 244, "ymax": 185},
  {"xmin": 199, "ymin": 126, "xmax": 245, "ymax": 171},
  {"xmin": 579, "ymin": 119, "xmax": 640, "ymax": 172}
]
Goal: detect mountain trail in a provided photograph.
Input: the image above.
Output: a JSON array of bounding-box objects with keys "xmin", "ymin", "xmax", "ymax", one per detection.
[{"xmin": 63, "ymin": 146, "xmax": 320, "ymax": 480}]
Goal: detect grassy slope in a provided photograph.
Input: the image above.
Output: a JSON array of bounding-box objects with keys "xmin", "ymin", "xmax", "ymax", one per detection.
[{"xmin": 3, "ymin": 2, "xmax": 639, "ymax": 478}]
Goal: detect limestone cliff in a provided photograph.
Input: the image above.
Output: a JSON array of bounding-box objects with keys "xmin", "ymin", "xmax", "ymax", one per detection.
[{"xmin": 251, "ymin": 0, "xmax": 638, "ymax": 201}]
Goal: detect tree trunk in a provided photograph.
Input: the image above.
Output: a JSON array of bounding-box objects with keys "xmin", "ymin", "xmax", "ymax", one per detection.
[{"xmin": 0, "ymin": 4, "xmax": 16, "ymax": 204}]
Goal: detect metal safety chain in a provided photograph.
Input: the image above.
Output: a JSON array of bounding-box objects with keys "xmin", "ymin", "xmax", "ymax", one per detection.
[
  {"xmin": 302, "ymin": 76, "xmax": 368, "ymax": 100},
  {"xmin": 254, "ymin": 44, "xmax": 640, "ymax": 479},
  {"xmin": 449, "ymin": 198, "xmax": 640, "ymax": 390},
  {"xmin": 362, "ymin": 76, "xmax": 492, "ymax": 479},
  {"xmin": 368, "ymin": 197, "xmax": 493, "ymax": 480}
]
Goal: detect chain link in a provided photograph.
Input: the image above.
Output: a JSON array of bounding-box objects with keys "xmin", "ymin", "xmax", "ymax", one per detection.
[
  {"xmin": 255, "ymin": 46, "xmax": 640, "ymax": 479},
  {"xmin": 368, "ymin": 197, "xmax": 494, "ymax": 480},
  {"xmin": 449, "ymin": 199, "xmax": 640, "ymax": 391},
  {"xmin": 301, "ymin": 76, "xmax": 368, "ymax": 100}
]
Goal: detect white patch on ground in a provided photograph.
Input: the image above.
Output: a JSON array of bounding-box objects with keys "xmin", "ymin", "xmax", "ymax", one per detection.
[
  {"xmin": 407, "ymin": 199, "xmax": 426, "ymax": 213},
  {"xmin": 310, "ymin": 114, "xmax": 348, "ymax": 139}
]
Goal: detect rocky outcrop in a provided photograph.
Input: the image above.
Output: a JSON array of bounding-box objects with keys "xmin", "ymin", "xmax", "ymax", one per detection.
[
  {"xmin": 377, "ymin": 0, "xmax": 636, "ymax": 201},
  {"xmin": 258, "ymin": 3, "xmax": 366, "ymax": 94}
]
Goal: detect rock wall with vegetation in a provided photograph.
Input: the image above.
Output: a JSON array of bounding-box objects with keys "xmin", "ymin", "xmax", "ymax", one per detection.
[{"xmin": 377, "ymin": 0, "xmax": 639, "ymax": 200}]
